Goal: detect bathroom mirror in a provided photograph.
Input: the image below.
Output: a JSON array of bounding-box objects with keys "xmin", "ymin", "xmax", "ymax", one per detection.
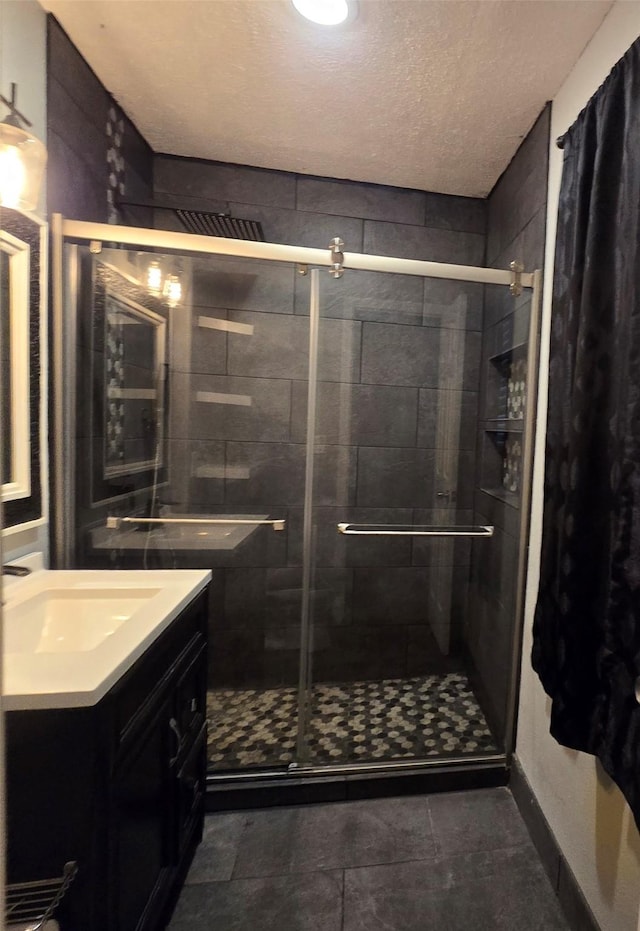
[
  {"xmin": 86, "ymin": 257, "xmax": 169, "ymax": 505},
  {"xmin": 0, "ymin": 207, "xmax": 46, "ymax": 532},
  {"xmin": 1, "ymin": 230, "xmax": 30, "ymax": 498}
]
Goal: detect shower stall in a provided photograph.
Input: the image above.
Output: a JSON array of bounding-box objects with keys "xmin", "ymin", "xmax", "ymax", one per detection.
[{"xmin": 52, "ymin": 215, "xmax": 541, "ymax": 788}]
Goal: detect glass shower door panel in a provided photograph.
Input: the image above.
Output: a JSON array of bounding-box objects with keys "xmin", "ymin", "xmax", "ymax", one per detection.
[
  {"xmin": 302, "ymin": 268, "xmax": 499, "ymax": 766},
  {"xmin": 467, "ymin": 284, "xmax": 534, "ymax": 752},
  {"xmin": 69, "ymin": 244, "xmax": 311, "ymax": 772}
]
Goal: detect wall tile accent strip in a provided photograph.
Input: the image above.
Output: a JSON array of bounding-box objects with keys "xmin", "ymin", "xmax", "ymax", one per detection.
[
  {"xmin": 47, "ymin": 18, "xmax": 153, "ymax": 223},
  {"xmin": 106, "ymin": 104, "xmax": 125, "ymax": 223}
]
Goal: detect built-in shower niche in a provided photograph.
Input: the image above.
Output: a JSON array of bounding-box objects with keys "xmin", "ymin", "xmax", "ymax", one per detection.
[
  {"xmin": 480, "ymin": 430, "xmax": 523, "ymax": 505},
  {"xmin": 485, "ymin": 343, "xmax": 527, "ymax": 421},
  {"xmin": 479, "ymin": 343, "xmax": 527, "ymax": 505}
]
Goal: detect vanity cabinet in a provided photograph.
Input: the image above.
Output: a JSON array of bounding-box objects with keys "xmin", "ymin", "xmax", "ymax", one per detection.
[{"xmin": 6, "ymin": 587, "xmax": 208, "ymax": 931}]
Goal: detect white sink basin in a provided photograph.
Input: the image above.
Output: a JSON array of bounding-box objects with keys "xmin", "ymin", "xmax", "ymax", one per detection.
[
  {"xmin": 2, "ymin": 562, "xmax": 211, "ymax": 711},
  {"xmin": 5, "ymin": 587, "xmax": 162, "ymax": 654}
]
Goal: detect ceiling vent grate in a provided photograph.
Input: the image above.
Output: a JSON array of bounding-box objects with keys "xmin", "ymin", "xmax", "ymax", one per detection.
[{"xmin": 175, "ymin": 209, "xmax": 264, "ymax": 241}]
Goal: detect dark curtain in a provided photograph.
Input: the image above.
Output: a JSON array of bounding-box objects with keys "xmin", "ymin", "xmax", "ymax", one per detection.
[{"xmin": 532, "ymin": 37, "xmax": 640, "ymax": 827}]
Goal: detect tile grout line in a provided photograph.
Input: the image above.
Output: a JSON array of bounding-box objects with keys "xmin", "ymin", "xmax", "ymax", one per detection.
[
  {"xmin": 425, "ymin": 796, "xmax": 441, "ymax": 859},
  {"xmin": 228, "ymin": 812, "xmax": 250, "ymax": 882},
  {"xmin": 230, "ymin": 852, "xmax": 443, "ymax": 884}
]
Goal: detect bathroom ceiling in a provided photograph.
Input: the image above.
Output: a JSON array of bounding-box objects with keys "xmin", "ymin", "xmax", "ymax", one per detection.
[{"xmin": 39, "ymin": 0, "xmax": 614, "ymax": 197}]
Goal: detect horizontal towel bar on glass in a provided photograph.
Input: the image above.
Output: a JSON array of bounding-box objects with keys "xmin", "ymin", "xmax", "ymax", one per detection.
[
  {"xmin": 337, "ymin": 523, "xmax": 494, "ymax": 537},
  {"xmin": 106, "ymin": 517, "xmax": 286, "ymax": 531}
]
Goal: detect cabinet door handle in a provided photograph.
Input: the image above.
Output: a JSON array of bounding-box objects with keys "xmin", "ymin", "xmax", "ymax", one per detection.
[{"xmin": 169, "ymin": 717, "xmax": 182, "ymax": 766}]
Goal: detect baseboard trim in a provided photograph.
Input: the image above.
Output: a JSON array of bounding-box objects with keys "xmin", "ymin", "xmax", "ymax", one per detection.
[{"xmin": 510, "ymin": 757, "xmax": 601, "ymax": 931}]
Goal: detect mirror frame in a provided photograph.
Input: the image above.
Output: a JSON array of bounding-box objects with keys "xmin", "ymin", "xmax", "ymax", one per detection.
[{"xmin": 0, "ymin": 207, "xmax": 47, "ymax": 534}]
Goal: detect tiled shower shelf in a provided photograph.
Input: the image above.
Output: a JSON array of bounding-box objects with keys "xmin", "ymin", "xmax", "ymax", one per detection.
[
  {"xmin": 487, "ymin": 341, "xmax": 527, "ymax": 364},
  {"xmin": 482, "ymin": 419, "xmax": 524, "ymax": 433},
  {"xmin": 479, "ymin": 486, "xmax": 520, "ymax": 507}
]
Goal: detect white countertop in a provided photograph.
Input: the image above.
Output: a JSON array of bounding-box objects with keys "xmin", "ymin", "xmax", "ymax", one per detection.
[{"xmin": 2, "ymin": 562, "xmax": 211, "ymax": 712}]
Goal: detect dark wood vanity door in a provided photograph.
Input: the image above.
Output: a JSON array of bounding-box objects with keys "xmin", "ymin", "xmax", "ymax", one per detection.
[{"xmin": 111, "ymin": 695, "xmax": 173, "ymax": 931}]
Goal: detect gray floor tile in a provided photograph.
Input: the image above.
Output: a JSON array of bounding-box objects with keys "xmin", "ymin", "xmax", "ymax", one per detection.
[
  {"xmin": 445, "ymin": 847, "xmax": 570, "ymax": 930},
  {"xmin": 344, "ymin": 858, "xmax": 451, "ymax": 930},
  {"xmin": 185, "ymin": 813, "xmax": 247, "ymax": 884},
  {"xmin": 428, "ymin": 787, "xmax": 531, "ymax": 857},
  {"xmin": 232, "ymin": 796, "xmax": 436, "ymax": 877},
  {"xmin": 343, "ymin": 847, "xmax": 570, "ymax": 931},
  {"xmin": 168, "ymin": 870, "xmax": 343, "ymax": 931}
]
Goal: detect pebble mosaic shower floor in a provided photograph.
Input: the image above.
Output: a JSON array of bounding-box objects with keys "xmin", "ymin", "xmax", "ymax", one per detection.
[{"xmin": 206, "ymin": 672, "xmax": 498, "ymax": 770}]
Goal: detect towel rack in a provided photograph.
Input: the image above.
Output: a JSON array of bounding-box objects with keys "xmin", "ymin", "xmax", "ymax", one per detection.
[
  {"xmin": 6, "ymin": 861, "xmax": 78, "ymax": 929},
  {"xmin": 337, "ymin": 524, "xmax": 494, "ymax": 537}
]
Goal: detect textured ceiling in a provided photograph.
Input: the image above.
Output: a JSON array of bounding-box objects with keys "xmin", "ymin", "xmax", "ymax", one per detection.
[{"xmin": 40, "ymin": 0, "xmax": 613, "ymax": 197}]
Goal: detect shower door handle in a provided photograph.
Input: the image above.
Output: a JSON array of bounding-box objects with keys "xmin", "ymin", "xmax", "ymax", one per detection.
[{"xmin": 336, "ymin": 524, "xmax": 494, "ymax": 537}]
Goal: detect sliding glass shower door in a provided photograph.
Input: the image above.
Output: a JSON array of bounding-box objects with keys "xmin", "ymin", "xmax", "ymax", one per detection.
[
  {"xmin": 65, "ymin": 240, "xmax": 317, "ymax": 770},
  {"xmin": 297, "ymin": 268, "xmax": 500, "ymax": 766},
  {"xmin": 58, "ymin": 217, "xmax": 540, "ymax": 777}
]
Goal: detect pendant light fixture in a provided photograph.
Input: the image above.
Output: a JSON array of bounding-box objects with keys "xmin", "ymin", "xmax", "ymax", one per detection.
[{"xmin": 0, "ymin": 84, "xmax": 47, "ymax": 212}]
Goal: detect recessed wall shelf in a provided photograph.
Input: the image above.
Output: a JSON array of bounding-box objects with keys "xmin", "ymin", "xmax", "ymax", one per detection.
[
  {"xmin": 481, "ymin": 334, "xmax": 528, "ymax": 506},
  {"xmin": 486, "ymin": 342, "xmax": 528, "ymax": 424},
  {"xmin": 482, "ymin": 418, "xmax": 524, "ymax": 434},
  {"xmin": 479, "ymin": 486, "xmax": 520, "ymax": 507}
]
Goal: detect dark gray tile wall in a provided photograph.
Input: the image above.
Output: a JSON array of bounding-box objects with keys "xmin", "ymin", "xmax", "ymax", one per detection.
[
  {"xmin": 152, "ymin": 158, "xmax": 488, "ymax": 688},
  {"xmin": 47, "ymin": 17, "xmax": 153, "ymax": 223},
  {"xmin": 466, "ymin": 105, "xmax": 551, "ymax": 738}
]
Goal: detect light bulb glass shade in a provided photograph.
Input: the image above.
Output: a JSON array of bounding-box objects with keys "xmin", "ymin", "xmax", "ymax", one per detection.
[
  {"xmin": 0, "ymin": 122, "xmax": 46, "ymax": 212},
  {"xmin": 163, "ymin": 274, "xmax": 182, "ymax": 307},
  {"xmin": 147, "ymin": 260, "xmax": 163, "ymax": 293},
  {"xmin": 292, "ymin": 0, "xmax": 349, "ymax": 25}
]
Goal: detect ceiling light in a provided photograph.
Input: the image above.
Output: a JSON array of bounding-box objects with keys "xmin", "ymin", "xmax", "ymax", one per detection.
[
  {"xmin": 0, "ymin": 83, "xmax": 46, "ymax": 212},
  {"xmin": 292, "ymin": 0, "xmax": 350, "ymax": 26}
]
